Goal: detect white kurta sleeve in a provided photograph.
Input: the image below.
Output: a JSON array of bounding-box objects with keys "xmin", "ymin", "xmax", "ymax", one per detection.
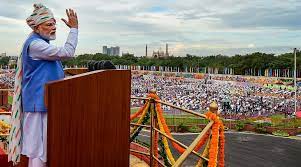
[{"xmin": 29, "ymin": 28, "xmax": 78, "ymax": 61}]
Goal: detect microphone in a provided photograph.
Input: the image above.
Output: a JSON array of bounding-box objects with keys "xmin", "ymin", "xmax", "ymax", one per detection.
[{"xmin": 87, "ymin": 60, "xmax": 116, "ymax": 71}]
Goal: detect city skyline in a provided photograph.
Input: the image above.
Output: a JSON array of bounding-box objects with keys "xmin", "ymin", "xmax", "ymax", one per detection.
[
  {"xmin": 1, "ymin": 0, "xmax": 301, "ymax": 57},
  {"xmin": 103, "ymin": 45, "xmax": 120, "ymax": 56}
]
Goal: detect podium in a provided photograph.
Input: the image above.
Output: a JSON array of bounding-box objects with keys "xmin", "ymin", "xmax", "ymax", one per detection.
[{"xmin": 45, "ymin": 69, "xmax": 131, "ymax": 167}]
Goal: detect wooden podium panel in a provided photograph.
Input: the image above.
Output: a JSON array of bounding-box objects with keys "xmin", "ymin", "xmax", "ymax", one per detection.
[{"xmin": 45, "ymin": 70, "xmax": 130, "ymax": 167}]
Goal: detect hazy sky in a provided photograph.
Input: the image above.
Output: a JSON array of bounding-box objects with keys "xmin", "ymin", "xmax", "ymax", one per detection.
[{"xmin": 1, "ymin": 0, "xmax": 301, "ymax": 57}]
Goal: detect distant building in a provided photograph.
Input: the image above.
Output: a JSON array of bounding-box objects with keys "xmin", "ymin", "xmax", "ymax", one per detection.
[
  {"xmin": 152, "ymin": 49, "xmax": 165, "ymax": 58},
  {"xmin": 152, "ymin": 43, "xmax": 170, "ymax": 58},
  {"xmin": 102, "ymin": 46, "xmax": 120, "ymax": 56},
  {"xmin": 112, "ymin": 46, "xmax": 120, "ymax": 56},
  {"xmin": 0, "ymin": 53, "xmax": 6, "ymax": 57},
  {"xmin": 103, "ymin": 46, "xmax": 108, "ymax": 55}
]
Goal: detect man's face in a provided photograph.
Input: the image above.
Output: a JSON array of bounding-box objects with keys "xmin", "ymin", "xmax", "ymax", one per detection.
[{"xmin": 35, "ymin": 19, "xmax": 56, "ymax": 40}]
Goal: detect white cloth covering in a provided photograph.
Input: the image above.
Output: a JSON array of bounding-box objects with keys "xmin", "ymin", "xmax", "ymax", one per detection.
[
  {"xmin": 28, "ymin": 157, "xmax": 47, "ymax": 167},
  {"xmin": 21, "ymin": 112, "xmax": 47, "ymax": 162}
]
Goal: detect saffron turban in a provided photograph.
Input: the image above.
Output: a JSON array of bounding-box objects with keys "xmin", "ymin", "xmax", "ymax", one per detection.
[{"xmin": 26, "ymin": 4, "xmax": 55, "ymax": 30}]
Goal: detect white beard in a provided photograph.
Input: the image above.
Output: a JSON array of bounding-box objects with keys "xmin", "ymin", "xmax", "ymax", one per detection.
[
  {"xmin": 39, "ymin": 33, "xmax": 56, "ymax": 40},
  {"xmin": 48, "ymin": 35, "xmax": 56, "ymax": 40}
]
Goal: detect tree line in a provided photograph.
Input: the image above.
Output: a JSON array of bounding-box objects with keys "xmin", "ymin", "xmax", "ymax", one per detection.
[
  {"xmin": 1, "ymin": 52, "xmax": 299, "ymax": 76},
  {"xmin": 61, "ymin": 52, "xmax": 301, "ymax": 76}
]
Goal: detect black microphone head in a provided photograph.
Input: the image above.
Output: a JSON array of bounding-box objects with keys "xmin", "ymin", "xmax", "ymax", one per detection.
[
  {"xmin": 87, "ymin": 60, "xmax": 116, "ymax": 71},
  {"xmin": 87, "ymin": 60, "xmax": 96, "ymax": 71},
  {"xmin": 92, "ymin": 61, "xmax": 98, "ymax": 71},
  {"xmin": 102, "ymin": 61, "xmax": 116, "ymax": 69},
  {"xmin": 96, "ymin": 61, "xmax": 104, "ymax": 70}
]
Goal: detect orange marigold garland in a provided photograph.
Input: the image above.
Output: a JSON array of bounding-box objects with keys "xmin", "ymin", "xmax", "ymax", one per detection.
[
  {"xmin": 148, "ymin": 93, "xmax": 186, "ymax": 153},
  {"xmin": 148, "ymin": 93, "xmax": 211, "ymax": 154},
  {"xmin": 209, "ymin": 123, "xmax": 219, "ymax": 167},
  {"xmin": 130, "ymin": 101, "xmax": 149, "ymax": 121},
  {"xmin": 157, "ymin": 111, "xmax": 176, "ymax": 164},
  {"xmin": 152, "ymin": 107, "xmax": 159, "ymax": 167},
  {"xmin": 153, "ymin": 125, "xmax": 159, "ymax": 167},
  {"xmin": 205, "ymin": 111, "xmax": 220, "ymax": 167},
  {"xmin": 130, "ymin": 102, "xmax": 150, "ymax": 134},
  {"xmin": 147, "ymin": 93, "xmax": 225, "ymax": 167},
  {"xmin": 218, "ymin": 121, "xmax": 225, "ymax": 167}
]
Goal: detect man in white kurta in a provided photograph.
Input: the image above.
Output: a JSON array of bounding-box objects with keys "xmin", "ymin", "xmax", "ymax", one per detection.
[{"xmin": 20, "ymin": 4, "xmax": 78, "ymax": 167}]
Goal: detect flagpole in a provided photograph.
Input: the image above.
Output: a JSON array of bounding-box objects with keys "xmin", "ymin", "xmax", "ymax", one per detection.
[{"xmin": 294, "ymin": 48, "xmax": 297, "ymax": 115}]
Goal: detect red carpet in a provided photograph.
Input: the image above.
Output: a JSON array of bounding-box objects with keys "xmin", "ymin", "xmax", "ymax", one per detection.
[
  {"xmin": 0, "ymin": 148, "xmax": 11, "ymax": 167},
  {"xmin": 130, "ymin": 143, "xmax": 151, "ymax": 165}
]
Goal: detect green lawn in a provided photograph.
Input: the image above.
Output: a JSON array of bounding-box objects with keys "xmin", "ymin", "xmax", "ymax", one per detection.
[
  {"xmin": 8, "ymin": 95, "xmax": 13, "ymax": 105},
  {"xmin": 131, "ymin": 107, "xmax": 208, "ymax": 126},
  {"xmin": 227, "ymin": 114, "xmax": 301, "ymax": 129},
  {"xmin": 264, "ymin": 84, "xmax": 295, "ymax": 91},
  {"xmin": 131, "ymin": 108, "xmax": 139, "ymax": 114},
  {"xmin": 164, "ymin": 115, "xmax": 209, "ymax": 125}
]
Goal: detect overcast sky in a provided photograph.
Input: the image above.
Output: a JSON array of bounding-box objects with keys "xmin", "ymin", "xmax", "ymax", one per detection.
[{"xmin": 1, "ymin": 0, "xmax": 301, "ymax": 57}]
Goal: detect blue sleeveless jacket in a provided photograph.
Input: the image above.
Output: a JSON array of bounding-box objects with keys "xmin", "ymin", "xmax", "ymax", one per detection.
[{"xmin": 22, "ymin": 33, "xmax": 65, "ymax": 112}]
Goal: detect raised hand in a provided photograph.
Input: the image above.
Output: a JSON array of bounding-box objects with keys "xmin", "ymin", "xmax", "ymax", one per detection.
[{"xmin": 61, "ymin": 9, "xmax": 78, "ymax": 29}]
